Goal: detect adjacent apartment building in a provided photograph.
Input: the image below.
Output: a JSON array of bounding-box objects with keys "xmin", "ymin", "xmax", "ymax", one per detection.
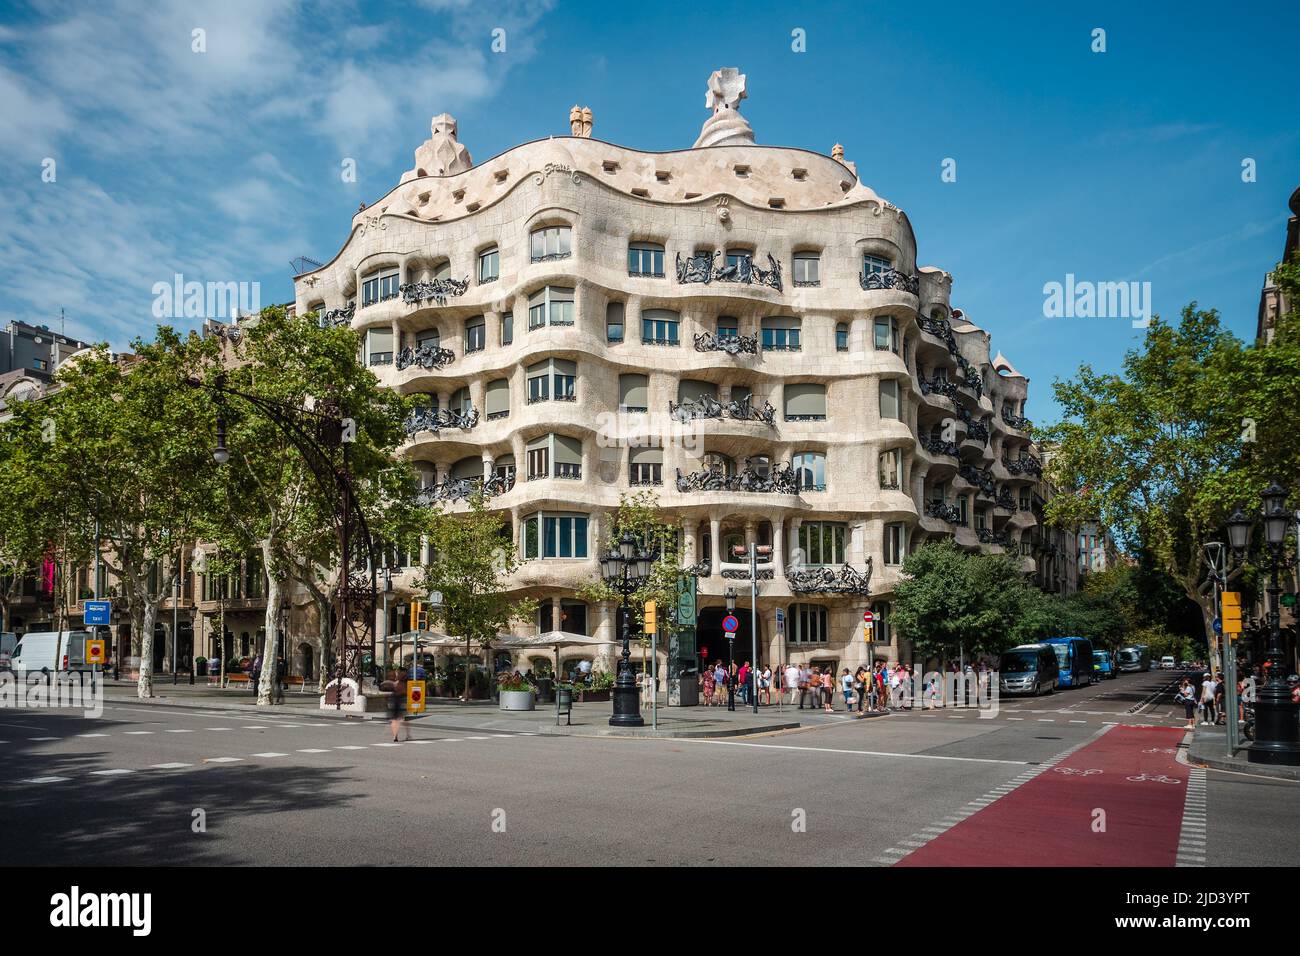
[{"xmin": 289, "ymin": 68, "xmax": 1052, "ymax": 677}]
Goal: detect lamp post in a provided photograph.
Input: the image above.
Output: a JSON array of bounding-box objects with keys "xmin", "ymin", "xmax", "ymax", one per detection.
[
  {"xmin": 1227, "ymin": 484, "xmax": 1300, "ymax": 766},
  {"xmin": 600, "ymin": 531, "xmax": 651, "ymax": 727},
  {"xmin": 725, "ymin": 586, "xmax": 737, "ymax": 711}
]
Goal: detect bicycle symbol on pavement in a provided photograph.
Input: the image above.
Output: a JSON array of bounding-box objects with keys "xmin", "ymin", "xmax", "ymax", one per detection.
[
  {"xmin": 1126, "ymin": 773, "xmax": 1181, "ymax": 784},
  {"xmin": 1053, "ymin": 767, "xmax": 1102, "ymax": 776}
]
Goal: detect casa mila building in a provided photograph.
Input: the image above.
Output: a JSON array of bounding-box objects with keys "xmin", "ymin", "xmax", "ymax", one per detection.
[{"xmin": 293, "ymin": 68, "xmax": 1044, "ymax": 679}]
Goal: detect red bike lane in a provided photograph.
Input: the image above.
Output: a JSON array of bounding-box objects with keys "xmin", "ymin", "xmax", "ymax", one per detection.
[{"xmin": 896, "ymin": 725, "xmax": 1188, "ymax": 866}]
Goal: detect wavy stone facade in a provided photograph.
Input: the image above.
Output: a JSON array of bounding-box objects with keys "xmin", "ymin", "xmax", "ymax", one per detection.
[{"xmin": 293, "ymin": 71, "xmax": 1043, "ymax": 676}]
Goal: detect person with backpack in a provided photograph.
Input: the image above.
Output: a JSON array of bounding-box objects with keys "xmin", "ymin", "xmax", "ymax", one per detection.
[
  {"xmin": 1175, "ymin": 677, "xmax": 1196, "ymax": 730},
  {"xmin": 1200, "ymin": 672, "xmax": 1217, "ymax": 725}
]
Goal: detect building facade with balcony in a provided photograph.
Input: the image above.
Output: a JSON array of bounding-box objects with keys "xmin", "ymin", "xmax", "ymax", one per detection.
[{"xmin": 293, "ymin": 69, "xmax": 1047, "ymax": 676}]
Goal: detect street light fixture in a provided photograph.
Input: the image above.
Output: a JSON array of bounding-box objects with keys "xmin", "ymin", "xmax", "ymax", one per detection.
[
  {"xmin": 1226, "ymin": 508, "xmax": 1251, "ymax": 553},
  {"xmin": 724, "ymin": 586, "xmax": 737, "ymax": 711},
  {"xmin": 601, "ymin": 530, "xmax": 652, "ymax": 727},
  {"xmin": 212, "ymin": 414, "xmax": 230, "ymax": 465}
]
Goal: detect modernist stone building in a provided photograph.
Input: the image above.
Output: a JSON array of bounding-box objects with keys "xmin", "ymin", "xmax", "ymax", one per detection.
[{"xmin": 293, "ymin": 69, "xmax": 1046, "ymax": 677}]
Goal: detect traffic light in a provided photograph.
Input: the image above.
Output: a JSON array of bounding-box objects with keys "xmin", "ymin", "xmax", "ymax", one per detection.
[
  {"xmin": 1221, "ymin": 591, "xmax": 1242, "ymax": 635},
  {"xmin": 409, "ymin": 600, "xmax": 423, "ymax": 632},
  {"xmin": 644, "ymin": 600, "xmax": 657, "ymax": 635}
]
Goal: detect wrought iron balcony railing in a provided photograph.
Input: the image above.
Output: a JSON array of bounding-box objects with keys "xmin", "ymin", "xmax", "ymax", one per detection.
[
  {"xmin": 694, "ymin": 330, "xmax": 758, "ymax": 354},
  {"xmin": 400, "ymin": 278, "xmax": 469, "ymax": 307},
  {"xmin": 919, "ymin": 376, "xmax": 958, "ymax": 399},
  {"xmin": 859, "ymin": 268, "xmax": 920, "ymax": 295},
  {"xmin": 722, "ymin": 567, "xmax": 774, "ymax": 580},
  {"xmin": 404, "ymin": 406, "xmax": 478, "ymax": 437},
  {"xmin": 977, "ymin": 528, "xmax": 1012, "ymax": 547},
  {"xmin": 923, "ymin": 437, "xmax": 960, "ymax": 458},
  {"xmin": 786, "ymin": 560, "xmax": 873, "ymax": 595},
  {"xmin": 675, "ymin": 251, "xmax": 783, "ymax": 292},
  {"xmin": 959, "ymin": 464, "xmax": 996, "ymax": 497},
  {"xmin": 995, "ymin": 490, "xmax": 1017, "ymax": 511},
  {"xmin": 321, "ymin": 304, "xmax": 355, "ymax": 327},
  {"xmin": 683, "ymin": 561, "xmax": 711, "ymax": 578},
  {"xmin": 668, "ymin": 395, "xmax": 776, "ymax": 427},
  {"xmin": 415, "ymin": 471, "xmax": 514, "ymax": 505},
  {"xmin": 1002, "ymin": 455, "xmax": 1042, "ymax": 477},
  {"xmin": 924, "ymin": 500, "xmax": 964, "ymax": 524},
  {"xmin": 395, "ymin": 344, "xmax": 456, "ymax": 371},
  {"xmin": 676, "ymin": 457, "xmax": 800, "ymax": 495},
  {"xmin": 1001, "ymin": 409, "xmax": 1032, "ymax": 431}
]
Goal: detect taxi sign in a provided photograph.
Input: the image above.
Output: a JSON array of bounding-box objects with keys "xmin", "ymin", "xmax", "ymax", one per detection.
[
  {"xmin": 85, "ymin": 639, "xmax": 106, "ymax": 664},
  {"xmin": 722, "ymin": 614, "xmax": 739, "ymax": 633},
  {"xmin": 407, "ymin": 680, "xmax": 427, "ymax": 714}
]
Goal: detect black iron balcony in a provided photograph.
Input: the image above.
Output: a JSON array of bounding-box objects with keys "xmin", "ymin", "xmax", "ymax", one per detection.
[
  {"xmin": 676, "ymin": 457, "xmax": 799, "ymax": 495},
  {"xmin": 321, "ymin": 304, "xmax": 355, "ymax": 327},
  {"xmin": 1001, "ymin": 409, "xmax": 1032, "ymax": 431},
  {"xmin": 859, "ymin": 268, "xmax": 920, "ymax": 295},
  {"xmin": 959, "ymin": 464, "xmax": 996, "ymax": 497},
  {"xmin": 395, "ymin": 344, "xmax": 456, "ymax": 371},
  {"xmin": 923, "ymin": 437, "xmax": 960, "ymax": 458},
  {"xmin": 786, "ymin": 560, "xmax": 873, "ymax": 595},
  {"xmin": 668, "ymin": 395, "xmax": 776, "ymax": 427},
  {"xmin": 400, "ymin": 278, "xmax": 469, "ymax": 307},
  {"xmin": 675, "ymin": 251, "xmax": 783, "ymax": 292},
  {"xmin": 694, "ymin": 330, "xmax": 758, "ymax": 354},
  {"xmin": 415, "ymin": 470, "xmax": 512, "ymax": 505},
  {"xmin": 530, "ymin": 251, "xmax": 571, "ymax": 264},
  {"xmin": 977, "ymin": 528, "xmax": 1012, "ymax": 547},
  {"xmin": 924, "ymin": 500, "xmax": 964, "ymax": 524},
  {"xmin": 995, "ymin": 489, "xmax": 1017, "ymax": 511},
  {"xmin": 1003, "ymin": 455, "xmax": 1042, "ymax": 477},
  {"xmin": 404, "ymin": 406, "xmax": 478, "ymax": 437},
  {"xmin": 919, "ymin": 376, "xmax": 958, "ymax": 400}
]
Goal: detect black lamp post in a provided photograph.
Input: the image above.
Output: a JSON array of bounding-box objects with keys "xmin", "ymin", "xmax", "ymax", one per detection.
[
  {"xmin": 600, "ymin": 531, "xmax": 652, "ymax": 727},
  {"xmin": 1228, "ymin": 483, "xmax": 1300, "ymax": 766},
  {"xmin": 725, "ymin": 586, "xmax": 737, "ymax": 711}
]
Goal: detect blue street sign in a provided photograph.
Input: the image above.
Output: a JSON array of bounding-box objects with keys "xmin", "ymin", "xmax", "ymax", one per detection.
[
  {"xmin": 84, "ymin": 600, "xmax": 111, "ymax": 626},
  {"xmin": 722, "ymin": 614, "xmax": 739, "ymax": 634},
  {"xmin": 775, "ymin": 608, "xmax": 785, "ymax": 634},
  {"xmin": 1212, "ymin": 618, "xmax": 1222, "ymax": 634}
]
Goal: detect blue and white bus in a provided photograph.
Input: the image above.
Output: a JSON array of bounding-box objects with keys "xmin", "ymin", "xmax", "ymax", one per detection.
[{"xmin": 1042, "ymin": 636, "xmax": 1095, "ymax": 688}]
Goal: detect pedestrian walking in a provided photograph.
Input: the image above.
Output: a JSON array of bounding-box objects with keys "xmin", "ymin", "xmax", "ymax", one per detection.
[
  {"xmin": 854, "ymin": 665, "xmax": 868, "ymax": 715},
  {"xmin": 380, "ymin": 668, "xmax": 410, "ymax": 742},
  {"xmin": 250, "ymin": 654, "xmax": 262, "ymax": 697},
  {"xmin": 760, "ymin": 665, "xmax": 772, "ymax": 706},
  {"xmin": 785, "ymin": 663, "xmax": 800, "ymax": 707},
  {"xmin": 738, "ymin": 660, "xmax": 751, "ymax": 706},
  {"xmin": 821, "ymin": 668, "xmax": 834, "ymax": 713},
  {"xmin": 1175, "ymin": 677, "xmax": 1196, "ymax": 730},
  {"xmin": 1200, "ymin": 672, "xmax": 1217, "ymax": 725},
  {"xmin": 840, "ymin": 668, "xmax": 854, "ymax": 712},
  {"xmin": 701, "ymin": 663, "xmax": 716, "ymax": 706}
]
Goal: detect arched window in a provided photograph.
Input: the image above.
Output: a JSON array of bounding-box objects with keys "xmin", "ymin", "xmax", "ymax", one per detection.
[
  {"xmin": 627, "ymin": 242, "xmax": 665, "ymax": 277},
  {"xmin": 477, "ymin": 246, "xmax": 499, "ymax": 283},
  {"xmin": 530, "ymin": 225, "xmax": 572, "ymax": 261},
  {"xmin": 792, "ymin": 451, "xmax": 826, "ymax": 491}
]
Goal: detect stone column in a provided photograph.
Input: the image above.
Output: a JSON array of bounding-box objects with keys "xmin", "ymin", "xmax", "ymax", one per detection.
[
  {"xmin": 773, "ymin": 518, "xmax": 785, "ymax": 580},
  {"xmin": 709, "ymin": 515, "xmax": 721, "ymax": 576},
  {"xmin": 550, "ymin": 596, "xmax": 563, "ymax": 635},
  {"xmin": 681, "ymin": 516, "xmax": 697, "ymax": 567}
]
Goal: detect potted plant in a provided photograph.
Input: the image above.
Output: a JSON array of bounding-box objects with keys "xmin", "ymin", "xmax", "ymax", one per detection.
[
  {"xmin": 578, "ymin": 670, "xmax": 615, "ymax": 702},
  {"xmin": 498, "ymin": 673, "xmax": 536, "ymax": 711}
]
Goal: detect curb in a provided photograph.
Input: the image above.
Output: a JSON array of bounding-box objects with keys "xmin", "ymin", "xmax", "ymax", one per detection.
[
  {"xmin": 535, "ymin": 720, "xmax": 803, "ymax": 739},
  {"xmin": 1186, "ymin": 741, "xmax": 1300, "ymax": 782}
]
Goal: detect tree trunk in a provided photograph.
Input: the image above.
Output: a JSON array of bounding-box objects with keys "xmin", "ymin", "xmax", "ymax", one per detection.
[
  {"xmin": 137, "ymin": 600, "xmax": 156, "ymax": 698},
  {"xmin": 463, "ymin": 635, "xmax": 472, "ymax": 701},
  {"xmin": 315, "ymin": 592, "xmax": 331, "ymax": 693},
  {"xmin": 258, "ymin": 570, "xmax": 283, "ymax": 707}
]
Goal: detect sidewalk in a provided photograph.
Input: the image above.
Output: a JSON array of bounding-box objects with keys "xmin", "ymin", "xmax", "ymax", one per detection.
[
  {"xmin": 94, "ymin": 679, "xmax": 833, "ymax": 738},
  {"xmin": 1186, "ymin": 723, "xmax": 1300, "ymax": 781}
]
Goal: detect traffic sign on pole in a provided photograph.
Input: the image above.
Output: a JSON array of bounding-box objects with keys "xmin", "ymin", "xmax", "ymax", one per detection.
[
  {"xmin": 407, "ymin": 680, "xmax": 427, "ymax": 714},
  {"xmin": 84, "ymin": 600, "xmax": 111, "ymax": 627},
  {"xmin": 644, "ymin": 600, "xmax": 657, "ymax": 635},
  {"xmin": 722, "ymin": 615, "xmax": 739, "ymax": 634},
  {"xmin": 85, "ymin": 639, "xmax": 106, "ymax": 665},
  {"xmin": 862, "ymin": 610, "xmax": 874, "ymax": 624},
  {"xmin": 1221, "ymin": 591, "xmax": 1242, "ymax": 635}
]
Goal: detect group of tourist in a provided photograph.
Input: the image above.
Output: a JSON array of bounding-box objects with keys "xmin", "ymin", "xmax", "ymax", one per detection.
[{"xmin": 699, "ymin": 659, "xmax": 932, "ymax": 714}]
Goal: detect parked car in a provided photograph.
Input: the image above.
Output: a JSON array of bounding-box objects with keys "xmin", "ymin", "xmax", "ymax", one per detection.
[{"xmin": 1160, "ymin": 655, "xmax": 1176, "ymax": 669}]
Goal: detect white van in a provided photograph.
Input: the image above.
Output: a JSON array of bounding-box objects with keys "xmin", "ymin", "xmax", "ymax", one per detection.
[
  {"xmin": 1160, "ymin": 655, "xmax": 1176, "ymax": 669},
  {"xmin": 9, "ymin": 631, "xmax": 92, "ymax": 675}
]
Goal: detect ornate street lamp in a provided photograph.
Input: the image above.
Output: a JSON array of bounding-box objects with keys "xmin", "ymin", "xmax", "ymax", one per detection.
[
  {"xmin": 601, "ymin": 530, "xmax": 652, "ymax": 727},
  {"xmin": 724, "ymin": 586, "xmax": 738, "ymax": 711},
  {"xmin": 1230, "ymin": 482, "xmax": 1300, "ymax": 766},
  {"xmin": 1226, "ymin": 508, "xmax": 1251, "ymax": 553}
]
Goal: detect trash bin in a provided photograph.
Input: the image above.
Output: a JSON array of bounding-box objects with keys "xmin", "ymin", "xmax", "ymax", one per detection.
[
  {"xmin": 555, "ymin": 685, "xmax": 573, "ymax": 726},
  {"xmin": 536, "ymin": 677, "xmax": 554, "ymax": 703}
]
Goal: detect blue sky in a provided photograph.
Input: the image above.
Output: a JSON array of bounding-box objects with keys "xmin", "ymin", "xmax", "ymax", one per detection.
[{"xmin": 1, "ymin": 0, "xmax": 1297, "ymax": 424}]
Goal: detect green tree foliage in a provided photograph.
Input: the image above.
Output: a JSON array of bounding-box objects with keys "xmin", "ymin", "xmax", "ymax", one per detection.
[
  {"xmin": 420, "ymin": 491, "xmax": 534, "ymax": 700},
  {"xmin": 1041, "ymin": 302, "xmax": 1300, "ymax": 654}
]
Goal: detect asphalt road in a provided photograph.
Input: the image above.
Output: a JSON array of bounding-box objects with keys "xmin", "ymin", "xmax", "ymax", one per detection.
[{"xmin": 1, "ymin": 669, "xmax": 1293, "ymax": 866}]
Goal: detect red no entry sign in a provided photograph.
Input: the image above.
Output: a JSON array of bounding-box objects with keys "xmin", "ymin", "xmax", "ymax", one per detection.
[
  {"xmin": 862, "ymin": 611, "xmax": 874, "ymax": 623},
  {"xmin": 722, "ymin": 615, "xmax": 740, "ymax": 633}
]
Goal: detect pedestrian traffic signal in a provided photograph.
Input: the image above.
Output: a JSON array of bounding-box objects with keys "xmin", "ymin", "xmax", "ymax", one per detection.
[
  {"xmin": 1221, "ymin": 592, "xmax": 1242, "ymax": 635},
  {"xmin": 644, "ymin": 600, "xmax": 657, "ymax": 635},
  {"xmin": 409, "ymin": 601, "xmax": 424, "ymax": 631}
]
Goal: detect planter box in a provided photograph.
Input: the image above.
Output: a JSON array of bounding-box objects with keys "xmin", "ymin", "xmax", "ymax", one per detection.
[
  {"xmin": 578, "ymin": 689, "xmax": 611, "ymax": 703},
  {"xmin": 499, "ymin": 689, "xmax": 536, "ymax": 711}
]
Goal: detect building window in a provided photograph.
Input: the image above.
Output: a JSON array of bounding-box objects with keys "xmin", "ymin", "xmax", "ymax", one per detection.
[
  {"xmin": 879, "ymin": 379, "xmax": 900, "ymax": 420},
  {"xmin": 975, "ymin": 508, "xmax": 987, "ymax": 531},
  {"xmin": 527, "ymin": 362, "xmax": 550, "ymax": 403},
  {"xmin": 527, "ymin": 434, "xmax": 582, "ymax": 479},
  {"xmin": 761, "ymin": 316, "xmax": 801, "ymax": 351},
  {"xmin": 787, "ymin": 603, "xmax": 829, "ymax": 644},
  {"xmin": 484, "ymin": 379, "xmax": 510, "ymax": 420},
  {"xmin": 835, "ymin": 323, "xmax": 849, "ymax": 352},
  {"xmin": 501, "ymin": 311, "xmax": 513, "ymax": 345},
  {"xmin": 477, "ymin": 247, "xmax": 499, "ymax": 283},
  {"xmin": 619, "ymin": 373, "xmax": 649, "ymax": 413},
  {"xmin": 792, "ymin": 451, "xmax": 827, "ymax": 492},
  {"xmin": 642, "ymin": 308, "xmax": 679, "ymax": 345},
  {"xmin": 361, "ymin": 268, "xmax": 400, "ymax": 307},
  {"xmin": 798, "ymin": 522, "xmax": 845, "ymax": 565},
  {"xmin": 530, "ymin": 225, "xmax": 572, "ymax": 261},
  {"xmin": 528, "ymin": 286, "xmax": 575, "ymax": 329},
  {"xmin": 465, "ymin": 315, "xmax": 486, "ymax": 353},
  {"xmin": 629, "ymin": 447, "xmax": 663, "ymax": 486},
  {"xmin": 784, "ymin": 383, "xmax": 827, "ymax": 421},
  {"xmin": 957, "ymin": 495, "xmax": 968, "ymax": 525},
  {"xmin": 366, "ymin": 328, "xmax": 394, "ymax": 366},
  {"xmin": 726, "ymin": 249, "xmax": 753, "ymax": 272},
  {"xmin": 526, "ymin": 443, "xmax": 549, "ymax": 479},
  {"xmin": 526, "ymin": 358, "xmax": 577, "ymax": 403},
  {"xmin": 871, "ymin": 602, "xmax": 891, "ymax": 646},
  {"xmin": 606, "ymin": 302, "xmax": 625, "ymax": 343},
  {"xmin": 879, "ymin": 448, "xmax": 902, "ymax": 489},
  {"xmin": 792, "ymin": 252, "xmax": 821, "ymax": 286},
  {"xmin": 717, "ymin": 316, "xmax": 739, "ymax": 341},
  {"xmin": 1019, "ymin": 490, "xmax": 1031, "ymax": 511},
  {"xmin": 863, "ymin": 254, "xmax": 891, "ymax": 276},
  {"xmin": 522, "ymin": 512, "xmax": 589, "ymax": 559},
  {"xmin": 873, "ymin": 317, "xmax": 899, "ymax": 352},
  {"xmin": 628, "ymin": 242, "xmax": 665, "ymax": 277},
  {"xmin": 884, "ymin": 523, "xmax": 906, "ymax": 565},
  {"xmin": 493, "ymin": 454, "xmax": 516, "ymax": 483}
]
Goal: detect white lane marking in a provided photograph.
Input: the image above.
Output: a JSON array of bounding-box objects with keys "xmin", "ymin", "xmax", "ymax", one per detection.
[
  {"xmin": 204, "ymin": 757, "xmax": 243, "ymax": 763},
  {"xmin": 1177, "ymin": 767, "xmax": 1209, "ymax": 868},
  {"xmin": 1069, "ymin": 720, "xmax": 1087, "ymax": 724},
  {"xmin": 123, "ymin": 731, "xmax": 154, "ymax": 735},
  {"xmin": 205, "ymin": 728, "xmax": 232, "ymax": 732},
  {"xmin": 1007, "ymin": 717, "xmax": 1024, "ymax": 721},
  {"xmin": 242, "ymin": 726, "xmax": 268, "ymax": 730},
  {"xmin": 251, "ymin": 752, "xmax": 290, "ymax": 758},
  {"xmin": 77, "ymin": 733, "xmax": 110, "ymax": 738},
  {"xmin": 26, "ymin": 776, "xmax": 72, "ymax": 783},
  {"xmin": 372, "ymin": 743, "xmax": 403, "ymax": 748},
  {"xmin": 1037, "ymin": 719, "xmax": 1056, "ymax": 723},
  {"xmin": 165, "ymin": 729, "xmax": 195, "ymax": 734},
  {"xmin": 90, "ymin": 768, "xmax": 134, "ymax": 776},
  {"xmin": 297, "ymin": 749, "xmax": 329, "ymax": 754},
  {"xmin": 28, "ymin": 736, "xmax": 59, "ymax": 741},
  {"xmin": 150, "ymin": 763, "xmax": 193, "ymax": 770},
  {"xmin": 277, "ymin": 724, "xmax": 302, "ymax": 728},
  {"xmin": 334, "ymin": 745, "xmax": 366, "ymax": 751},
  {"xmin": 675, "ymin": 738, "xmax": 1029, "ymax": 766}
]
